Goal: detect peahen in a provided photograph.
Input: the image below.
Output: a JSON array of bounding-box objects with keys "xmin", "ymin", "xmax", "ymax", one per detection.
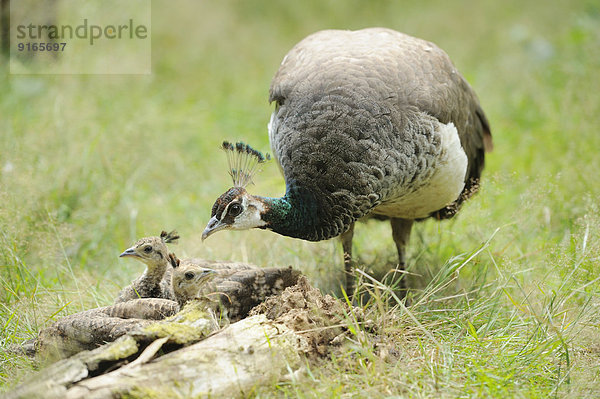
[{"xmin": 202, "ymin": 28, "xmax": 492, "ymax": 294}]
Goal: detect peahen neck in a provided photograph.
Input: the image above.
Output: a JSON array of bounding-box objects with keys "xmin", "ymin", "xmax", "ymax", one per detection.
[{"xmin": 259, "ymin": 181, "xmax": 326, "ymax": 242}]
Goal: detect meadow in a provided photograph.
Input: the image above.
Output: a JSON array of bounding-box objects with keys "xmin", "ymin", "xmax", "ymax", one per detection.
[{"xmin": 1, "ymin": 0, "xmax": 599, "ymax": 397}]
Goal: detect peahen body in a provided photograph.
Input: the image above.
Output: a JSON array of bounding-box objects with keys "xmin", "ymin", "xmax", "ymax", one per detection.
[{"xmin": 203, "ymin": 28, "xmax": 492, "ymax": 294}]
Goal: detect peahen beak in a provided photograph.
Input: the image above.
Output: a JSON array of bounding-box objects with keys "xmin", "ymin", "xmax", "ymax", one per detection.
[
  {"xmin": 119, "ymin": 247, "xmax": 138, "ymax": 258},
  {"xmin": 202, "ymin": 216, "xmax": 229, "ymax": 241}
]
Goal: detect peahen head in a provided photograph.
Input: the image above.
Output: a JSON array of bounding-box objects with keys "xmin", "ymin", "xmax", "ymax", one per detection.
[
  {"xmin": 202, "ymin": 141, "xmax": 271, "ymax": 240},
  {"xmin": 119, "ymin": 230, "xmax": 180, "ymax": 268},
  {"xmin": 202, "ymin": 186, "xmax": 271, "ymax": 239}
]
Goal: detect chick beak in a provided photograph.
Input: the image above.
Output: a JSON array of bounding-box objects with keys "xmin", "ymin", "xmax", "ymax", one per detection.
[
  {"xmin": 119, "ymin": 247, "xmax": 138, "ymax": 258},
  {"xmin": 202, "ymin": 216, "xmax": 228, "ymax": 241},
  {"xmin": 204, "ymin": 269, "xmax": 217, "ymax": 277}
]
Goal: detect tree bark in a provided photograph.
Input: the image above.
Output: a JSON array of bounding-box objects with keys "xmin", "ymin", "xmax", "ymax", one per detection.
[
  {"xmin": 7, "ymin": 276, "xmax": 355, "ymax": 399},
  {"xmin": 8, "ymin": 314, "xmax": 304, "ymax": 399},
  {"xmin": 34, "ymin": 298, "xmax": 180, "ymax": 362}
]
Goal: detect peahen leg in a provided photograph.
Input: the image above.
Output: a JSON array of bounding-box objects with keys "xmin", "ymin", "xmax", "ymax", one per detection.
[
  {"xmin": 340, "ymin": 222, "xmax": 355, "ymax": 296},
  {"xmin": 389, "ymin": 218, "xmax": 414, "ymax": 293}
]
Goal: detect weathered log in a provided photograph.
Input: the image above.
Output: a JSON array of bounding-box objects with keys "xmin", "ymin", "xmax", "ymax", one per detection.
[
  {"xmin": 32, "ymin": 263, "xmax": 300, "ymax": 362},
  {"xmin": 66, "ymin": 314, "xmax": 304, "ymax": 398},
  {"xmin": 7, "ymin": 277, "xmax": 361, "ymax": 399},
  {"xmin": 6, "ymin": 335, "xmax": 141, "ymax": 399},
  {"xmin": 35, "ymin": 298, "xmax": 180, "ymax": 362},
  {"xmin": 8, "ymin": 301, "xmax": 220, "ymax": 399}
]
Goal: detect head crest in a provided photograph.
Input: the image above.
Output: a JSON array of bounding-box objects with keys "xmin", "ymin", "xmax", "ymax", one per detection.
[
  {"xmin": 168, "ymin": 253, "xmax": 180, "ymax": 268},
  {"xmin": 222, "ymin": 141, "xmax": 270, "ymax": 188},
  {"xmin": 160, "ymin": 230, "xmax": 180, "ymax": 244}
]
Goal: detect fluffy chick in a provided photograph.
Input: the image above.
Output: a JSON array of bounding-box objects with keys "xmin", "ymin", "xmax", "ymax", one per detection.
[
  {"xmin": 171, "ymin": 256, "xmax": 300, "ymax": 321},
  {"xmin": 116, "ymin": 230, "xmax": 179, "ymax": 303}
]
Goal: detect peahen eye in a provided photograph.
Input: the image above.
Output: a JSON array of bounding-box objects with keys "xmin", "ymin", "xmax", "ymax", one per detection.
[
  {"xmin": 143, "ymin": 246, "xmax": 152, "ymax": 253},
  {"xmin": 184, "ymin": 271, "xmax": 195, "ymax": 280},
  {"xmin": 228, "ymin": 203, "xmax": 242, "ymax": 217}
]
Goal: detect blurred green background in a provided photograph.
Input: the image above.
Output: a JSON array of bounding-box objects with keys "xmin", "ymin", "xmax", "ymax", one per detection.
[{"xmin": 1, "ymin": 0, "xmax": 599, "ymax": 395}]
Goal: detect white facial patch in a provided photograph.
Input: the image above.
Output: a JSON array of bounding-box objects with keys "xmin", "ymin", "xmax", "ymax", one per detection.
[{"xmin": 230, "ymin": 196, "xmax": 268, "ymax": 230}]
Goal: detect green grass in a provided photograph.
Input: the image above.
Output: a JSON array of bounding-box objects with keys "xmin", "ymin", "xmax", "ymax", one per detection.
[{"xmin": 1, "ymin": 0, "xmax": 600, "ymax": 397}]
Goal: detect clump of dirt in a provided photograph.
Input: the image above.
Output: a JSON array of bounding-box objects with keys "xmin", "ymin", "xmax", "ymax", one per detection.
[{"xmin": 250, "ymin": 276, "xmax": 365, "ymax": 358}]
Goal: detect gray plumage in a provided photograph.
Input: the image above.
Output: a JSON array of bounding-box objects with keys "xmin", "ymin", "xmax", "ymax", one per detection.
[
  {"xmin": 269, "ymin": 28, "xmax": 490, "ymax": 228},
  {"xmin": 204, "ymin": 28, "xmax": 492, "ymax": 293}
]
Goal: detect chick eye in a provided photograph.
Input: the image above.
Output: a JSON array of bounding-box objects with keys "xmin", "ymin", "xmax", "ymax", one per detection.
[
  {"xmin": 143, "ymin": 246, "xmax": 153, "ymax": 253},
  {"xmin": 184, "ymin": 271, "xmax": 195, "ymax": 280},
  {"xmin": 228, "ymin": 203, "xmax": 242, "ymax": 217}
]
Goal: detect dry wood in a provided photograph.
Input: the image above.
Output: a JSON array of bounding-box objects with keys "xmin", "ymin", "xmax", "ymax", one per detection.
[
  {"xmin": 7, "ymin": 277, "xmax": 360, "ymax": 399},
  {"xmin": 64, "ymin": 315, "xmax": 303, "ymax": 398},
  {"xmin": 35, "ymin": 298, "xmax": 180, "ymax": 362}
]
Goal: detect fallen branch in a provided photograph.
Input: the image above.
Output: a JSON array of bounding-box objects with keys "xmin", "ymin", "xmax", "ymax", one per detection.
[
  {"xmin": 35, "ymin": 298, "xmax": 180, "ymax": 362},
  {"xmin": 7, "ymin": 277, "xmax": 362, "ymax": 399}
]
